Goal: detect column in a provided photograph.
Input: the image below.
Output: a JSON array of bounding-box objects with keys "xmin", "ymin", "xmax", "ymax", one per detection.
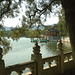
[
  {"xmin": 0, "ymin": 47, "xmax": 5, "ymax": 75},
  {"xmin": 31, "ymin": 42, "xmax": 43, "ymax": 75},
  {"xmin": 57, "ymin": 40, "xmax": 64, "ymax": 74}
]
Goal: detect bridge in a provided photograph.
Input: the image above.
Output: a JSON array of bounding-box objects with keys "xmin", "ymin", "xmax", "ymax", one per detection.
[{"xmin": 0, "ymin": 40, "xmax": 75, "ymax": 75}]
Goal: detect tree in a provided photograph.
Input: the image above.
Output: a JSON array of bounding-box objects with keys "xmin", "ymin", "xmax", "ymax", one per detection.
[
  {"xmin": 21, "ymin": 1, "xmax": 42, "ymax": 28},
  {"xmin": 0, "ymin": 0, "xmax": 22, "ymax": 19},
  {"xmin": 57, "ymin": 7, "xmax": 68, "ymax": 36},
  {"xmin": 11, "ymin": 26, "xmax": 28, "ymax": 40},
  {"xmin": 29, "ymin": 30, "xmax": 41, "ymax": 38},
  {"xmin": 0, "ymin": 27, "xmax": 11, "ymax": 54},
  {"xmin": 0, "ymin": 0, "xmax": 22, "ymax": 54}
]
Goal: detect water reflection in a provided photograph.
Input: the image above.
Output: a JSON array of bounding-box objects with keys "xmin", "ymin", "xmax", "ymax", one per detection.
[
  {"xmin": 46, "ymin": 42, "xmax": 57, "ymax": 52},
  {"xmin": 3, "ymin": 38, "xmax": 72, "ymax": 56},
  {"xmin": 3, "ymin": 38, "xmax": 72, "ymax": 67},
  {"xmin": 46, "ymin": 41, "xmax": 72, "ymax": 54}
]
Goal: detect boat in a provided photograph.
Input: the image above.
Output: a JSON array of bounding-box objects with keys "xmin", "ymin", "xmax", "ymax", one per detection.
[
  {"xmin": 31, "ymin": 38, "xmax": 39, "ymax": 42},
  {"xmin": 39, "ymin": 40, "xmax": 48, "ymax": 43},
  {"xmin": 31, "ymin": 39, "xmax": 39, "ymax": 42},
  {"xmin": 31, "ymin": 38, "xmax": 48, "ymax": 43}
]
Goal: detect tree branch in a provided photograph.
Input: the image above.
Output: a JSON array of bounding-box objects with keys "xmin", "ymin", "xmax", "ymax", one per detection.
[
  {"xmin": 37, "ymin": 0, "xmax": 59, "ymax": 12},
  {"xmin": 0, "ymin": 0, "xmax": 12, "ymax": 20}
]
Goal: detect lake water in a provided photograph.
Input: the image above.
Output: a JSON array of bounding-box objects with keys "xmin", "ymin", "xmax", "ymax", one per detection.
[{"xmin": 3, "ymin": 37, "xmax": 72, "ymax": 67}]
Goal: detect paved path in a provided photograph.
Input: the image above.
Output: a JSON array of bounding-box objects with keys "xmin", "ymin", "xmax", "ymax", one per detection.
[{"xmin": 62, "ymin": 68, "xmax": 75, "ymax": 75}]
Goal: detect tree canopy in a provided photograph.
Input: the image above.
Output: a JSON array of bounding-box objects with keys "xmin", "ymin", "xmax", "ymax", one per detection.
[
  {"xmin": 0, "ymin": 0, "xmax": 60, "ymax": 26},
  {"xmin": 57, "ymin": 7, "xmax": 68, "ymax": 36}
]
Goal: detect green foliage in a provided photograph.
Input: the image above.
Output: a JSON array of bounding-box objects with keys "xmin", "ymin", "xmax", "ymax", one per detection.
[
  {"xmin": 0, "ymin": 25, "xmax": 11, "ymax": 55},
  {"xmin": 0, "ymin": 0, "xmax": 22, "ymax": 20},
  {"xmin": 57, "ymin": 7, "xmax": 69, "ymax": 36},
  {"xmin": 11, "ymin": 26, "xmax": 28, "ymax": 40},
  {"xmin": 0, "ymin": 31, "xmax": 5, "ymax": 37},
  {"xmin": 0, "ymin": 0, "xmax": 23, "ymax": 55},
  {"xmin": 0, "ymin": 37, "xmax": 11, "ymax": 55},
  {"xmin": 29, "ymin": 30, "xmax": 41, "ymax": 38},
  {"xmin": 4, "ymin": 31, "xmax": 12, "ymax": 38},
  {"xmin": 21, "ymin": 1, "xmax": 42, "ymax": 28},
  {"xmin": 40, "ymin": 26, "xmax": 52, "ymax": 36}
]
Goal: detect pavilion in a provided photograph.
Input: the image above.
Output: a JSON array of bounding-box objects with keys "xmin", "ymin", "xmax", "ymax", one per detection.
[{"xmin": 47, "ymin": 26, "xmax": 60, "ymax": 41}]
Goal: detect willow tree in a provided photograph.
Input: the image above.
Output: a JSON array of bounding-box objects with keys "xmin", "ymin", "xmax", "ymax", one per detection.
[
  {"xmin": 0, "ymin": 0, "xmax": 22, "ymax": 54},
  {"xmin": 29, "ymin": 30, "xmax": 41, "ymax": 38}
]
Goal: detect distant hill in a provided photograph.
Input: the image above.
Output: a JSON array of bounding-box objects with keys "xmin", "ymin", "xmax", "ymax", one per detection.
[
  {"xmin": 30, "ymin": 24, "xmax": 55, "ymax": 30},
  {"xmin": 3, "ymin": 24, "xmax": 56, "ymax": 31},
  {"xmin": 4, "ymin": 26, "xmax": 13, "ymax": 31},
  {"xmin": 31, "ymin": 25, "xmax": 45, "ymax": 30}
]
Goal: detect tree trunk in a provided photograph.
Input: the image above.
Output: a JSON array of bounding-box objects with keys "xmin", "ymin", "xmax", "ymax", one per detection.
[{"xmin": 61, "ymin": 0, "xmax": 75, "ymax": 65}]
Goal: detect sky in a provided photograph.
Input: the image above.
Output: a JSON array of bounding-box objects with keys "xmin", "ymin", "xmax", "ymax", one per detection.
[
  {"xmin": 4, "ymin": 18, "xmax": 21, "ymax": 27},
  {"xmin": 4, "ymin": 14, "xmax": 59, "ymax": 27}
]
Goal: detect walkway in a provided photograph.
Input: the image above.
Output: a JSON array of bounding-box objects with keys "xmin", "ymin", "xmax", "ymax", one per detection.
[{"xmin": 62, "ymin": 68, "xmax": 75, "ymax": 75}]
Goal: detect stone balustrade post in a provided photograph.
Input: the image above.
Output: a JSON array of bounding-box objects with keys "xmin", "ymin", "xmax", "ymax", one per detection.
[
  {"xmin": 0, "ymin": 47, "xmax": 5, "ymax": 75},
  {"xmin": 31, "ymin": 42, "xmax": 43, "ymax": 75},
  {"xmin": 57, "ymin": 40, "xmax": 64, "ymax": 74}
]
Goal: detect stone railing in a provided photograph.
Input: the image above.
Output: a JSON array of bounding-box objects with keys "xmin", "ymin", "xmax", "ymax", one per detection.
[
  {"xmin": 0, "ymin": 40, "xmax": 74, "ymax": 75},
  {"xmin": 64, "ymin": 52, "xmax": 73, "ymax": 62},
  {"xmin": 5, "ymin": 60, "xmax": 36, "ymax": 75},
  {"xmin": 42, "ymin": 51, "xmax": 73, "ymax": 75},
  {"xmin": 42, "ymin": 55, "xmax": 59, "ymax": 69}
]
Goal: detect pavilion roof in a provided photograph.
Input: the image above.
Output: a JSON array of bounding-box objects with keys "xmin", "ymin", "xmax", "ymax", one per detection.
[{"xmin": 48, "ymin": 28, "xmax": 58, "ymax": 32}]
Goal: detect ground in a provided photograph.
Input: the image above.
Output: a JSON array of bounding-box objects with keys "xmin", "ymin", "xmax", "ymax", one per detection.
[{"xmin": 62, "ymin": 68, "xmax": 75, "ymax": 75}]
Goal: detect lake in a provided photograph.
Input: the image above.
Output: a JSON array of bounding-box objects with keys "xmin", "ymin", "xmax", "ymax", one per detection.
[{"xmin": 3, "ymin": 37, "xmax": 72, "ymax": 67}]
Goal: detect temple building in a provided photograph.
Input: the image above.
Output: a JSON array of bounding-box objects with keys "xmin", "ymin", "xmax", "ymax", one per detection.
[{"xmin": 47, "ymin": 26, "xmax": 60, "ymax": 41}]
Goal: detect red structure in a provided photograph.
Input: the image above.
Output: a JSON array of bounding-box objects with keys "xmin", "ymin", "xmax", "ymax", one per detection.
[
  {"xmin": 47, "ymin": 26, "xmax": 59, "ymax": 37},
  {"xmin": 47, "ymin": 28, "xmax": 59, "ymax": 37},
  {"xmin": 47, "ymin": 26, "xmax": 60, "ymax": 41}
]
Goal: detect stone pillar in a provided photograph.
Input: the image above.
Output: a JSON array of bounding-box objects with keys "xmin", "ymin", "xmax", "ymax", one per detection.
[
  {"xmin": 57, "ymin": 40, "xmax": 64, "ymax": 74},
  {"xmin": 0, "ymin": 47, "xmax": 5, "ymax": 75},
  {"xmin": 31, "ymin": 42, "xmax": 43, "ymax": 75}
]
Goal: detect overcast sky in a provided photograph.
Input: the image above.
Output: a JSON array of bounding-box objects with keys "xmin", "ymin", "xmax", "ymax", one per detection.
[{"xmin": 4, "ymin": 14, "xmax": 59, "ymax": 27}]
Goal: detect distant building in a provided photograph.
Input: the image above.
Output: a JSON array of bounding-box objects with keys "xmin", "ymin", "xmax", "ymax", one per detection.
[{"xmin": 47, "ymin": 26, "xmax": 60, "ymax": 41}]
